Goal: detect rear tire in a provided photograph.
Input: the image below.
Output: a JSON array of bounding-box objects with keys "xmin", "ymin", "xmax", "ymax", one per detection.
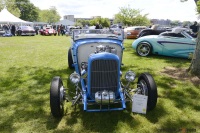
[
  {"xmin": 137, "ymin": 73, "xmax": 157, "ymax": 111},
  {"xmin": 50, "ymin": 77, "xmax": 65, "ymax": 118}
]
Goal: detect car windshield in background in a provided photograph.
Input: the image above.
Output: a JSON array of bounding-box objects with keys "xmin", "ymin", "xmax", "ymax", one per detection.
[
  {"xmin": 160, "ymin": 30, "xmax": 194, "ymax": 39},
  {"xmin": 21, "ymin": 26, "xmax": 33, "ymax": 30},
  {"xmin": 160, "ymin": 32, "xmax": 186, "ymax": 38},
  {"xmin": 72, "ymin": 29, "xmax": 124, "ymax": 41}
]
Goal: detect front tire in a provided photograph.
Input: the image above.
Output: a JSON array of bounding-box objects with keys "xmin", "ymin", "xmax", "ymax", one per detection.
[
  {"xmin": 50, "ymin": 76, "xmax": 65, "ymax": 118},
  {"xmin": 136, "ymin": 42, "xmax": 152, "ymax": 56},
  {"xmin": 18, "ymin": 31, "xmax": 22, "ymax": 36},
  {"xmin": 137, "ymin": 73, "xmax": 157, "ymax": 111},
  {"xmin": 68, "ymin": 48, "xmax": 74, "ymax": 69}
]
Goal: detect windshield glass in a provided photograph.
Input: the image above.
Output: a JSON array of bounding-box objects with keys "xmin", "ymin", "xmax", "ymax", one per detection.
[
  {"xmin": 181, "ymin": 31, "xmax": 193, "ymax": 39},
  {"xmin": 72, "ymin": 29, "xmax": 124, "ymax": 41}
]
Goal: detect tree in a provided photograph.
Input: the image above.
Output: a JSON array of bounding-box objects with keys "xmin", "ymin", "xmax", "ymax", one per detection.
[
  {"xmin": 101, "ymin": 18, "xmax": 110, "ymax": 28},
  {"xmin": 38, "ymin": 6, "xmax": 61, "ymax": 24},
  {"xmin": 181, "ymin": 0, "xmax": 198, "ymax": 4},
  {"xmin": 197, "ymin": 0, "xmax": 200, "ymax": 13},
  {"xmin": 182, "ymin": 0, "xmax": 200, "ymax": 77},
  {"xmin": 0, "ymin": 0, "xmax": 39, "ymax": 22},
  {"xmin": 0, "ymin": 0, "xmax": 20, "ymax": 17},
  {"xmin": 75, "ymin": 19, "xmax": 90, "ymax": 27},
  {"xmin": 15, "ymin": 0, "xmax": 39, "ymax": 22},
  {"xmin": 89, "ymin": 17, "xmax": 110, "ymax": 28},
  {"xmin": 170, "ymin": 20, "xmax": 180, "ymax": 27},
  {"xmin": 114, "ymin": 5, "xmax": 151, "ymax": 26},
  {"xmin": 182, "ymin": 21, "xmax": 192, "ymax": 27}
]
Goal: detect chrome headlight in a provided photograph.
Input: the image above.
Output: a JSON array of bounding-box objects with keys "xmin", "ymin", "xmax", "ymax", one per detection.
[
  {"xmin": 70, "ymin": 72, "xmax": 80, "ymax": 84},
  {"xmin": 125, "ymin": 71, "xmax": 136, "ymax": 82}
]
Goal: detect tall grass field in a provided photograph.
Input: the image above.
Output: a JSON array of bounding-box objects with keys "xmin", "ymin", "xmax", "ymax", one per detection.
[{"xmin": 0, "ymin": 35, "xmax": 199, "ymax": 133}]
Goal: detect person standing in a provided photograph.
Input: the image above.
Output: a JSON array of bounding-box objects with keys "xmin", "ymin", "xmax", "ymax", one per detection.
[
  {"xmin": 11, "ymin": 24, "xmax": 16, "ymax": 36},
  {"xmin": 34, "ymin": 25, "xmax": 39, "ymax": 35},
  {"xmin": 190, "ymin": 21, "xmax": 199, "ymax": 37},
  {"xmin": 57, "ymin": 25, "xmax": 61, "ymax": 36},
  {"xmin": 60, "ymin": 24, "xmax": 64, "ymax": 36},
  {"xmin": 95, "ymin": 22, "xmax": 100, "ymax": 29},
  {"xmin": 99, "ymin": 23, "xmax": 103, "ymax": 29},
  {"xmin": 3, "ymin": 24, "xmax": 9, "ymax": 34}
]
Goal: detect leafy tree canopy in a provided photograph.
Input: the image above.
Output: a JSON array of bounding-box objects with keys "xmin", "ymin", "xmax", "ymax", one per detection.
[
  {"xmin": 0, "ymin": 0, "xmax": 20, "ymax": 17},
  {"xmin": 38, "ymin": 6, "xmax": 61, "ymax": 23},
  {"xmin": 0, "ymin": 0, "xmax": 60, "ymax": 23},
  {"xmin": 15, "ymin": 0, "xmax": 39, "ymax": 22},
  {"xmin": 89, "ymin": 17, "xmax": 110, "ymax": 27},
  {"xmin": 114, "ymin": 5, "xmax": 151, "ymax": 26},
  {"xmin": 75, "ymin": 17, "xmax": 110, "ymax": 28}
]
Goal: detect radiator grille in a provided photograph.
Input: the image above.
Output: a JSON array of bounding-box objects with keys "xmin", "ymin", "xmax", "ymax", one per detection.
[{"xmin": 90, "ymin": 60, "xmax": 118, "ymax": 98}]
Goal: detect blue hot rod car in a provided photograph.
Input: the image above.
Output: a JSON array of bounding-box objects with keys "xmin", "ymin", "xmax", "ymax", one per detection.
[{"xmin": 50, "ymin": 29, "xmax": 158, "ymax": 117}]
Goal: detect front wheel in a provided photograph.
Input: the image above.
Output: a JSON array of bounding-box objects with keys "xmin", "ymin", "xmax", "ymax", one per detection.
[
  {"xmin": 136, "ymin": 42, "xmax": 151, "ymax": 56},
  {"xmin": 68, "ymin": 48, "xmax": 74, "ymax": 69},
  {"xmin": 50, "ymin": 76, "xmax": 65, "ymax": 118},
  {"xmin": 18, "ymin": 31, "xmax": 22, "ymax": 36},
  {"xmin": 137, "ymin": 73, "xmax": 157, "ymax": 111}
]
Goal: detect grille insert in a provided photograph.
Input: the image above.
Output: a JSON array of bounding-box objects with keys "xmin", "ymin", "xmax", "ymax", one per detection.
[{"xmin": 90, "ymin": 60, "xmax": 118, "ymax": 98}]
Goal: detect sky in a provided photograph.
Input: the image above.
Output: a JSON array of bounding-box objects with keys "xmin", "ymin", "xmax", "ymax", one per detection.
[{"xmin": 29, "ymin": 0, "xmax": 198, "ymax": 22}]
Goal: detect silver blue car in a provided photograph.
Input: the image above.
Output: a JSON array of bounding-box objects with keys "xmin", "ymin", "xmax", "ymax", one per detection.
[
  {"xmin": 132, "ymin": 28, "xmax": 196, "ymax": 58},
  {"xmin": 49, "ymin": 29, "xmax": 158, "ymax": 117}
]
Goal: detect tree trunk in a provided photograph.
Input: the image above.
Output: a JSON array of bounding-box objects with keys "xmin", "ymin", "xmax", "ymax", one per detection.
[{"xmin": 188, "ymin": 31, "xmax": 200, "ymax": 78}]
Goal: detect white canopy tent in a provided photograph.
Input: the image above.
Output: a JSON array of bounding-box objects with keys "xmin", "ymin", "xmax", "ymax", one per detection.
[{"xmin": 0, "ymin": 8, "xmax": 33, "ymax": 25}]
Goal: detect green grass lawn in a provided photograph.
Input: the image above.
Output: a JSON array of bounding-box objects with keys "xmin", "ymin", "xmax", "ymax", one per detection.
[{"xmin": 0, "ymin": 35, "xmax": 199, "ymax": 133}]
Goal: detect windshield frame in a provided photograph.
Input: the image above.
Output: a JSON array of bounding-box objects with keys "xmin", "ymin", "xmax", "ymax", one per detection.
[{"xmin": 72, "ymin": 29, "xmax": 124, "ymax": 41}]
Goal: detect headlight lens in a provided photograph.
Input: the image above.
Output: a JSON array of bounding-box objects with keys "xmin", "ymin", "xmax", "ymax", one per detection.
[
  {"xmin": 125, "ymin": 71, "xmax": 136, "ymax": 82},
  {"xmin": 70, "ymin": 72, "xmax": 80, "ymax": 84}
]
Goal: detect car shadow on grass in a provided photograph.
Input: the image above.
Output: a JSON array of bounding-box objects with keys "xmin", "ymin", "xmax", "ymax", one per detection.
[
  {"xmin": 154, "ymin": 75, "xmax": 200, "ymax": 130},
  {"xmin": 0, "ymin": 66, "xmax": 73, "ymax": 132},
  {"xmin": 56, "ymin": 99, "xmax": 168, "ymax": 133},
  {"xmin": 63, "ymin": 105, "xmax": 140, "ymax": 133}
]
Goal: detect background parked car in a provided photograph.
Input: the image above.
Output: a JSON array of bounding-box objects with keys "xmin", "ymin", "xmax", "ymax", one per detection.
[
  {"xmin": 110, "ymin": 24, "xmax": 122, "ymax": 30},
  {"xmin": 16, "ymin": 26, "xmax": 36, "ymax": 36},
  {"xmin": 39, "ymin": 26, "xmax": 57, "ymax": 36},
  {"xmin": 132, "ymin": 27, "xmax": 196, "ymax": 58},
  {"xmin": 124, "ymin": 26, "xmax": 147, "ymax": 39},
  {"xmin": 65, "ymin": 26, "xmax": 82, "ymax": 36},
  {"xmin": 137, "ymin": 24, "xmax": 171, "ymax": 38}
]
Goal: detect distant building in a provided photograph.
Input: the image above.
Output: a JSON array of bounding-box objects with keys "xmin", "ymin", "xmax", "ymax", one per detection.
[
  {"xmin": 74, "ymin": 17, "xmax": 92, "ymax": 22},
  {"xmin": 150, "ymin": 19, "xmax": 171, "ymax": 26},
  {"xmin": 55, "ymin": 19, "xmax": 75, "ymax": 26},
  {"xmin": 63, "ymin": 15, "xmax": 114, "ymax": 25},
  {"xmin": 63, "ymin": 15, "xmax": 75, "ymax": 22},
  {"xmin": 91, "ymin": 16, "xmax": 101, "ymax": 19}
]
